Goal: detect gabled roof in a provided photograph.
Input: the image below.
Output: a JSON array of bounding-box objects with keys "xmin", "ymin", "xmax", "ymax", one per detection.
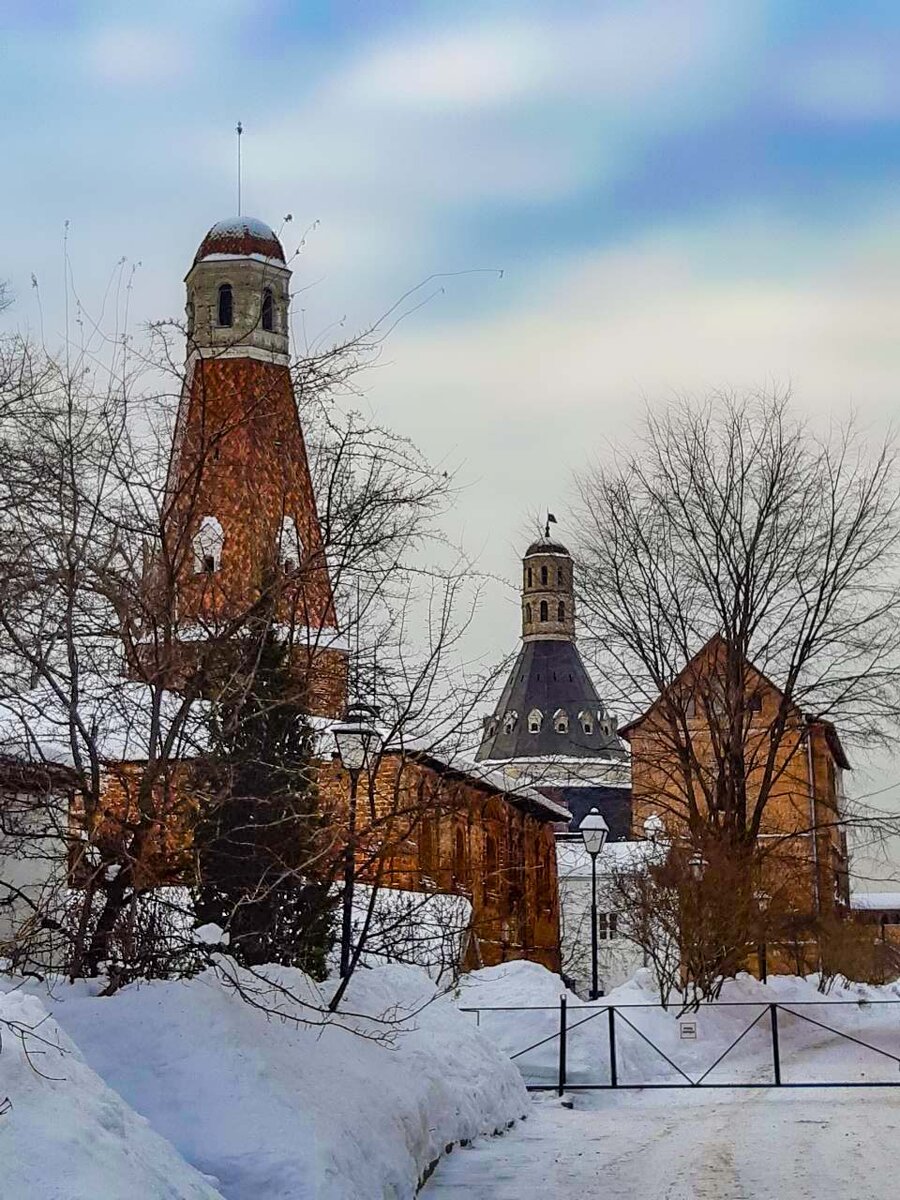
[{"xmin": 619, "ymin": 633, "xmax": 851, "ymax": 769}]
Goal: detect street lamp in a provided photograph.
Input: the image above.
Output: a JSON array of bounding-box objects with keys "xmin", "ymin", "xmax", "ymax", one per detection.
[
  {"xmin": 332, "ymin": 701, "xmax": 382, "ymax": 979},
  {"xmin": 688, "ymin": 851, "xmax": 707, "ymax": 882},
  {"xmin": 755, "ymin": 890, "xmax": 770, "ymax": 984},
  {"xmin": 643, "ymin": 813, "xmax": 664, "ymax": 844},
  {"xmin": 580, "ymin": 807, "xmax": 609, "ymax": 1001}
]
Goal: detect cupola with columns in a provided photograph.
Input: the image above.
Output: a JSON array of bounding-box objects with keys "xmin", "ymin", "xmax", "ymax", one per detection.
[{"xmin": 522, "ymin": 536, "xmax": 576, "ymax": 641}]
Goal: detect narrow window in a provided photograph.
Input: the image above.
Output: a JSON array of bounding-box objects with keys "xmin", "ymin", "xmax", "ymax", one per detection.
[
  {"xmin": 558, "ymin": 567, "xmax": 564, "ymax": 585},
  {"xmin": 217, "ymin": 284, "xmax": 233, "ymax": 327},
  {"xmin": 261, "ymin": 287, "xmax": 274, "ymax": 332},
  {"xmin": 540, "ymin": 600, "xmax": 548, "ymax": 622},
  {"xmin": 527, "ymin": 566, "xmax": 533, "ymax": 587},
  {"xmin": 193, "ymin": 515, "xmax": 224, "ymax": 574},
  {"xmin": 454, "ymin": 825, "xmax": 467, "ymax": 881},
  {"xmin": 525, "ymin": 602, "xmax": 532, "ymax": 623},
  {"xmin": 541, "ymin": 565, "xmax": 548, "ymax": 585},
  {"xmin": 485, "ymin": 832, "xmax": 499, "ymax": 883},
  {"xmin": 557, "ymin": 601, "xmax": 565, "ymax": 622},
  {"xmin": 278, "ymin": 516, "xmax": 303, "ymax": 573}
]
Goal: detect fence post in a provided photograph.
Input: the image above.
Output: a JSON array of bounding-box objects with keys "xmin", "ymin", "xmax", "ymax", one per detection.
[
  {"xmin": 770, "ymin": 1003, "xmax": 781, "ymax": 1086},
  {"xmin": 608, "ymin": 1005, "xmax": 618, "ymax": 1089},
  {"xmin": 558, "ymin": 995, "xmax": 567, "ymax": 1097}
]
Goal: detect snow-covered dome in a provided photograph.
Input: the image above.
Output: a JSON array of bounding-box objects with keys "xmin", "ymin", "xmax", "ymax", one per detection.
[{"xmin": 194, "ymin": 217, "xmax": 285, "ymax": 264}]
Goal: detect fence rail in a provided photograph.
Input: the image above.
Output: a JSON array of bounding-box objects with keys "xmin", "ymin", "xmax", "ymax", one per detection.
[{"xmin": 459, "ymin": 998, "xmax": 900, "ymax": 1093}]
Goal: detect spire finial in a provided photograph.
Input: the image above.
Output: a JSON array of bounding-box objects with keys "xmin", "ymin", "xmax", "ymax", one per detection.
[{"xmin": 236, "ymin": 121, "xmax": 243, "ymax": 216}]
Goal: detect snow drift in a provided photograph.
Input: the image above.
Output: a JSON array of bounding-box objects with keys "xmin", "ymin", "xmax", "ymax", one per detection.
[
  {"xmin": 1, "ymin": 962, "xmax": 527, "ymax": 1200},
  {"xmin": 456, "ymin": 960, "xmax": 900, "ymax": 1088}
]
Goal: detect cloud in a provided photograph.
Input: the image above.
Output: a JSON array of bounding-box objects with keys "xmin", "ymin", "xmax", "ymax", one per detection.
[{"xmin": 82, "ymin": 25, "xmax": 193, "ymax": 86}]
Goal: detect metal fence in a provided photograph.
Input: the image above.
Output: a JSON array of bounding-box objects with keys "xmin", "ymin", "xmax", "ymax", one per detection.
[{"xmin": 459, "ymin": 997, "xmax": 900, "ymax": 1093}]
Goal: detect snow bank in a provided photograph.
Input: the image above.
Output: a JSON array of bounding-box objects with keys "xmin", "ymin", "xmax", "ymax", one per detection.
[
  {"xmin": 8, "ymin": 962, "xmax": 526, "ymax": 1200},
  {"xmin": 0, "ymin": 988, "xmax": 221, "ymax": 1200},
  {"xmin": 455, "ymin": 961, "xmax": 900, "ymax": 1088}
]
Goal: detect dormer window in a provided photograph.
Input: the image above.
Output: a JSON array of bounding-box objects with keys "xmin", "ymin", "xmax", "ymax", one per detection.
[
  {"xmin": 553, "ymin": 708, "xmax": 569, "ymax": 734},
  {"xmin": 261, "ymin": 287, "xmax": 274, "ymax": 332},
  {"xmin": 540, "ymin": 600, "xmax": 548, "ymax": 622},
  {"xmin": 193, "ymin": 515, "xmax": 224, "ymax": 574},
  {"xmin": 579, "ymin": 710, "xmax": 593, "ymax": 735},
  {"xmin": 528, "ymin": 709, "xmax": 542, "ymax": 733},
  {"xmin": 217, "ymin": 284, "xmax": 233, "ymax": 327},
  {"xmin": 278, "ymin": 516, "xmax": 304, "ymax": 573},
  {"xmin": 502, "ymin": 711, "xmax": 518, "ymax": 735}
]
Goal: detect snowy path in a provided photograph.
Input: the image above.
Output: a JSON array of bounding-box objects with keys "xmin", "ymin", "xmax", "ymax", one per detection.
[{"xmin": 423, "ymin": 1087, "xmax": 900, "ymax": 1198}]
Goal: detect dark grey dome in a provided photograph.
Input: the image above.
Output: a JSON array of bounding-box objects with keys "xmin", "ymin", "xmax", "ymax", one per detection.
[{"xmin": 476, "ymin": 640, "xmax": 624, "ymax": 761}]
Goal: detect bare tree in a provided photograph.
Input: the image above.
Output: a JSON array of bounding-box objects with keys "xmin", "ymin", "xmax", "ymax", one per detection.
[{"xmin": 575, "ymin": 393, "xmax": 900, "ymax": 989}]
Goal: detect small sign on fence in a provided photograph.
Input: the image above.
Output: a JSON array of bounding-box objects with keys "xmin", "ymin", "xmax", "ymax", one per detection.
[{"xmin": 679, "ymin": 1020, "xmax": 698, "ymax": 1040}]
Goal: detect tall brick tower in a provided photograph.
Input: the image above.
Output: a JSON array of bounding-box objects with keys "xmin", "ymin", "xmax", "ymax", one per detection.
[{"xmin": 152, "ymin": 216, "xmax": 347, "ymax": 717}]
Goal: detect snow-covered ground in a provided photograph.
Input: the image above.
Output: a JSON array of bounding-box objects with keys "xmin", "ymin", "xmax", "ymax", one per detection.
[
  {"xmin": 0, "ymin": 962, "xmax": 527, "ymax": 1200},
  {"xmin": 425, "ymin": 961, "xmax": 900, "ymax": 1198},
  {"xmin": 423, "ymin": 1087, "xmax": 900, "ymax": 1198}
]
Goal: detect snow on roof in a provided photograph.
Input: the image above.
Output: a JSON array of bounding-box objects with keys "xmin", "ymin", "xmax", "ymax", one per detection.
[
  {"xmin": 850, "ymin": 892, "xmax": 900, "ymax": 911},
  {"xmin": 556, "ymin": 837, "xmax": 657, "ymax": 878},
  {"xmin": 388, "ymin": 739, "xmax": 571, "ymax": 821},
  {"xmin": 194, "ymin": 217, "xmax": 285, "ymax": 264}
]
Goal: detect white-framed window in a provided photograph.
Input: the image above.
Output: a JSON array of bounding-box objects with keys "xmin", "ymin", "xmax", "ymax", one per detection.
[
  {"xmin": 553, "ymin": 708, "xmax": 568, "ymax": 734},
  {"xmin": 193, "ymin": 515, "xmax": 224, "ymax": 574},
  {"xmin": 597, "ymin": 911, "xmax": 619, "ymax": 941},
  {"xmin": 278, "ymin": 516, "xmax": 304, "ymax": 573},
  {"xmin": 528, "ymin": 708, "xmax": 542, "ymax": 734}
]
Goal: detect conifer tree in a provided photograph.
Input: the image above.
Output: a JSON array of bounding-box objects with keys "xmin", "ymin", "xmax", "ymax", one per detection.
[{"xmin": 193, "ymin": 624, "xmax": 335, "ymax": 977}]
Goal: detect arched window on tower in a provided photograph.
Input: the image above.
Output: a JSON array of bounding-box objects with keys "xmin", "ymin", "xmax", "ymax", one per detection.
[
  {"xmin": 193, "ymin": 515, "xmax": 224, "ymax": 574},
  {"xmin": 278, "ymin": 516, "xmax": 304, "ymax": 573},
  {"xmin": 540, "ymin": 600, "xmax": 548, "ymax": 622},
  {"xmin": 217, "ymin": 283, "xmax": 233, "ymax": 327},
  {"xmin": 557, "ymin": 600, "xmax": 565, "ymax": 622},
  {"xmin": 558, "ymin": 566, "xmax": 565, "ymax": 586},
  {"xmin": 541, "ymin": 565, "xmax": 548, "ymax": 585},
  {"xmin": 528, "ymin": 708, "xmax": 542, "ymax": 733},
  {"xmin": 261, "ymin": 287, "xmax": 274, "ymax": 332},
  {"xmin": 525, "ymin": 602, "xmax": 532, "ymax": 623},
  {"xmin": 526, "ymin": 567, "xmax": 533, "ymax": 587}
]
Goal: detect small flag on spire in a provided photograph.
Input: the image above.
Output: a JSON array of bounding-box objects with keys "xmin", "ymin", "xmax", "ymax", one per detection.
[{"xmin": 545, "ymin": 512, "xmax": 557, "ymax": 538}]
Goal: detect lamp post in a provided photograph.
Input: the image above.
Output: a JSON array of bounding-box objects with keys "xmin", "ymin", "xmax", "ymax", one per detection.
[
  {"xmin": 755, "ymin": 890, "xmax": 770, "ymax": 984},
  {"xmin": 643, "ymin": 813, "xmax": 664, "ymax": 845},
  {"xmin": 332, "ymin": 701, "xmax": 382, "ymax": 979},
  {"xmin": 688, "ymin": 851, "xmax": 707, "ymax": 882},
  {"xmin": 580, "ymin": 807, "xmax": 609, "ymax": 1001}
]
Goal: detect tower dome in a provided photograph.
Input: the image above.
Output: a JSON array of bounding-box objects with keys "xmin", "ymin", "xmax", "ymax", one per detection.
[
  {"xmin": 476, "ymin": 528, "xmax": 624, "ymax": 764},
  {"xmin": 185, "ymin": 215, "xmax": 290, "ymax": 360},
  {"xmin": 194, "ymin": 217, "xmax": 285, "ymax": 264}
]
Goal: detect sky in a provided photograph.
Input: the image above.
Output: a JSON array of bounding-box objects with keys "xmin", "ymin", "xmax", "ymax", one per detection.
[{"xmin": 3, "ymin": 1, "xmax": 900, "ymax": 878}]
